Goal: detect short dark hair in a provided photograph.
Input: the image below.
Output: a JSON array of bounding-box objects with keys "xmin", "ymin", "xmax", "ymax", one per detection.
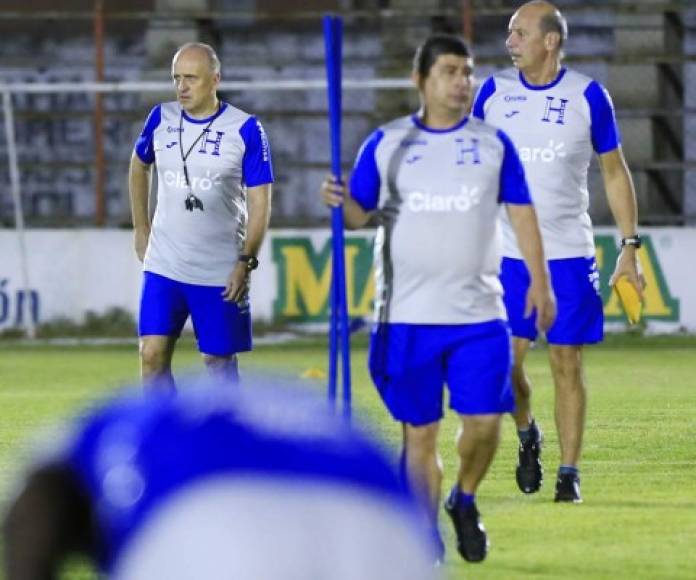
[
  {"xmin": 539, "ymin": 9, "xmax": 568, "ymax": 48},
  {"xmin": 413, "ymin": 34, "xmax": 472, "ymax": 78}
]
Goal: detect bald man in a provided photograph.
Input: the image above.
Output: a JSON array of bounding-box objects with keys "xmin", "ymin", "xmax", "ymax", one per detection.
[
  {"xmin": 473, "ymin": 1, "xmax": 644, "ymax": 503},
  {"xmin": 129, "ymin": 42, "xmax": 273, "ymax": 391}
]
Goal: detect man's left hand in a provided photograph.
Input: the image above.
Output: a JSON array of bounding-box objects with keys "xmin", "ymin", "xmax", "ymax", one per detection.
[
  {"xmin": 525, "ymin": 280, "xmax": 557, "ymax": 333},
  {"xmin": 609, "ymin": 248, "xmax": 645, "ymax": 300},
  {"xmin": 222, "ymin": 263, "xmax": 250, "ymax": 303}
]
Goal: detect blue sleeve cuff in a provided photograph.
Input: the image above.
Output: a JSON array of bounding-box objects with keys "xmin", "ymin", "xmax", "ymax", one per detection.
[
  {"xmin": 240, "ymin": 116, "xmax": 274, "ymax": 187},
  {"xmin": 585, "ymin": 80, "xmax": 621, "ymax": 154},
  {"xmin": 349, "ymin": 129, "xmax": 384, "ymax": 211},
  {"xmin": 497, "ymin": 129, "xmax": 531, "ymax": 204}
]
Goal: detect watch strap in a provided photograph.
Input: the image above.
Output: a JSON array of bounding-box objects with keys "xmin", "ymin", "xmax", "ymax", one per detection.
[
  {"xmin": 239, "ymin": 254, "xmax": 259, "ymax": 271},
  {"xmin": 620, "ymin": 236, "xmax": 642, "ymax": 249}
]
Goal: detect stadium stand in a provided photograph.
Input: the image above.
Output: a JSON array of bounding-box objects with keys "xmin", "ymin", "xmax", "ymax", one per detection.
[{"xmin": 0, "ymin": 0, "xmax": 694, "ymax": 226}]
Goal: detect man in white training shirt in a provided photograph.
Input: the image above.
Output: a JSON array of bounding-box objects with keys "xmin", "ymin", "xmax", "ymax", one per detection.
[
  {"xmin": 321, "ymin": 34, "xmax": 555, "ymax": 564},
  {"xmin": 473, "ymin": 1, "xmax": 645, "ymax": 503},
  {"xmin": 129, "ymin": 43, "xmax": 273, "ymax": 390}
]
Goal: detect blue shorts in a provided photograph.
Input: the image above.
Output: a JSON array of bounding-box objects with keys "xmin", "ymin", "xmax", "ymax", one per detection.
[
  {"xmin": 139, "ymin": 271, "xmax": 252, "ymax": 356},
  {"xmin": 501, "ymin": 257, "xmax": 604, "ymax": 345},
  {"xmin": 367, "ymin": 320, "xmax": 515, "ymax": 426}
]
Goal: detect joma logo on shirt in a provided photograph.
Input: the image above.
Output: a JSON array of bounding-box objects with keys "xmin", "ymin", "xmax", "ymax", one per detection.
[
  {"xmin": 518, "ymin": 140, "xmax": 566, "ymax": 163},
  {"xmin": 408, "ymin": 186, "xmax": 481, "ymax": 212}
]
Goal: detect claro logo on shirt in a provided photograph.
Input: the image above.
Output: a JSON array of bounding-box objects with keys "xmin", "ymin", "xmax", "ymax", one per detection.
[
  {"xmin": 163, "ymin": 170, "xmax": 222, "ymax": 190},
  {"xmin": 518, "ymin": 140, "xmax": 566, "ymax": 163},
  {"xmin": 408, "ymin": 186, "xmax": 481, "ymax": 212}
]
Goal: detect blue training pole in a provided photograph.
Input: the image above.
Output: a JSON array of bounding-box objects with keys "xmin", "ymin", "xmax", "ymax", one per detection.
[{"xmin": 323, "ymin": 15, "xmax": 352, "ymax": 419}]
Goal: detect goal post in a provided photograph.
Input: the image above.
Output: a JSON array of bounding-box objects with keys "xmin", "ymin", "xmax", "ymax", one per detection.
[{"xmin": 0, "ymin": 76, "xmax": 411, "ymax": 338}]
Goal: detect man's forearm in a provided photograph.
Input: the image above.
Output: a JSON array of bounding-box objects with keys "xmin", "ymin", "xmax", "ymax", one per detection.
[
  {"xmin": 605, "ymin": 172, "xmax": 638, "ymax": 239},
  {"xmin": 343, "ymin": 195, "xmax": 371, "ymax": 229},
  {"xmin": 600, "ymin": 149, "xmax": 638, "ymax": 238},
  {"xmin": 129, "ymin": 155, "xmax": 151, "ymax": 232},
  {"xmin": 243, "ymin": 184, "xmax": 272, "ymax": 256},
  {"xmin": 507, "ymin": 204, "xmax": 548, "ymax": 282}
]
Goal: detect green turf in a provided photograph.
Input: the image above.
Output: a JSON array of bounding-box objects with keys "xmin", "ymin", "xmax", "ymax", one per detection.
[{"xmin": 1, "ymin": 335, "xmax": 695, "ymax": 579}]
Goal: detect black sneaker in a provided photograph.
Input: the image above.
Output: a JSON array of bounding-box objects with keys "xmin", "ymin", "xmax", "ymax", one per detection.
[
  {"xmin": 554, "ymin": 472, "xmax": 583, "ymax": 503},
  {"xmin": 444, "ymin": 492, "xmax": 489, "ymax": 563},
  {"xmin": 516, "ymin": 422, "xmax": 543, "ymax": 494}
]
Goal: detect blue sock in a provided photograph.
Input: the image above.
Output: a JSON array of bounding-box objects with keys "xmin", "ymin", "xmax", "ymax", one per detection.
[
  {"xmin": 458, "ymin": 492, "xmax": 475, "ymax": 507},
  {"xmin": 559, "ymin": 465, "xmax": 579, "ymax": 476},
  {"xmin": 518, "ymin": 420, "xmax": 539, "ymax": 443},
  {"xmin": 517, "ymin": 427, "xmax": 532, "ymax": 443},
  {"xmin": 450, "ymin": 486, "xmax": 475, "ymax": 507}
]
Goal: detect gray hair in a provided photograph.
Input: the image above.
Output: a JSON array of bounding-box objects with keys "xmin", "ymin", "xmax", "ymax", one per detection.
[
  {"xmin": 173, "ymin": 42, "xmax": 221, "ymax": 75},
  {"xmin": 539, "ymin": 7, "xmax": 568, "ymax": 49}
]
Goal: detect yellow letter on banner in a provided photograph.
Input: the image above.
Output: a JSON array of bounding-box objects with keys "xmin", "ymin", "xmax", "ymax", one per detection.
[
  {"xmin": 599, "ymin": 245, "xmax": 676, "ymax": 318},
  {"xmin": 280, "ymin": 246, "xmax": 332, "ymax": 317},
  {"xmin": 345, "ymin": 247, "xmax": 375, "ymax": 316},
  {"xmin": 635, "ymin": 246, "xmax": 675, "ymax": 316}
]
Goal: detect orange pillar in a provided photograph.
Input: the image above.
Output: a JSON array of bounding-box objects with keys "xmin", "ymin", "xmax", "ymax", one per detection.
[{"xmin": 462, "ymin": 0, "xmax": 474, "ymax": 44}]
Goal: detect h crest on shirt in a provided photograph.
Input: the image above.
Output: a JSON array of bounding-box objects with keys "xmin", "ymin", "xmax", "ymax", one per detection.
[
  {"xmin": 197, "ymin": 129, "xmax": 225, "ymax": 156},
  {"xmin": 455, "ymin": 137, "xmax": 481, "ymax": 165},
  {"xmin": 542, "ymin": 97, "xmax": 569, "ymax": 125}
]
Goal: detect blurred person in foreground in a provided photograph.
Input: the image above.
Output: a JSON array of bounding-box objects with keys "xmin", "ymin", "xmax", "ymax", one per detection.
[
  {"xmin": 129, "ymin": 42, "xmax": 273, "ymax": 391},
  {"xmin": 3, "ymin": 376, "xmax": 441, "ymax": 580},
  {"xmin": 472, "ymin": 0, "xmax": 645, "ymax": 502},
  {"xmin": 319, "ymin": 34, "xmax": 555, "ymax": 563}
]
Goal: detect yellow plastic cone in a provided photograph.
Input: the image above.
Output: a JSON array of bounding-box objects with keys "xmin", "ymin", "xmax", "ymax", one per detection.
[
  {"xmin": 613, "ymin": 276, "xmax": 643, "ymax": 324},
  {"xmin": 301, "ymin": 368, "xmax": 327, "ymax": 380}
]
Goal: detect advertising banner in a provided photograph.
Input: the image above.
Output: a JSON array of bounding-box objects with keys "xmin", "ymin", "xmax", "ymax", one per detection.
[{"xmin": 0, "ymin": 227, "xmax": 692, "ymax": 332}]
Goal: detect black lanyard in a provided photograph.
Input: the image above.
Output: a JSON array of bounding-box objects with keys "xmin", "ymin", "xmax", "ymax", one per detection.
[{"xmin": 178, "ymin": 103, "xmax": 220, "ymax": 211}]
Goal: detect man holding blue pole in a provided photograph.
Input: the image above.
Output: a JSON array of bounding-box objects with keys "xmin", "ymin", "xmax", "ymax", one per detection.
[
  {"xmin": 320, "ymin": 35, "xmax": 555, "ymax": 563},
  {"xmin": 323, "ymin": 15, "xmax": 352, "ymax": 417}
]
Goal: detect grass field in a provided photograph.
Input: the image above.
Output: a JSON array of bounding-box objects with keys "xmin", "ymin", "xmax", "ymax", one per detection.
[{"xmin": 1, "ymin": 334, "xmax": 695, "ymax": 579}]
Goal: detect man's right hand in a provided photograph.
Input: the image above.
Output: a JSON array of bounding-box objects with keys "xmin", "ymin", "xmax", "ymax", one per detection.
[
  {"xmin": 134, "ymin": 229, "xmax": 150, "ymax": 262},
  {"xmin": 525, "ymin": 279, "xmax": 557, "ymax": 333},
  {"xmin": 318, "ymin": 174, "xmax": 372, "ymax": 230},
  {"xmin": 320, "ymin": 175, "xmax": 347, "ymax": 207}
]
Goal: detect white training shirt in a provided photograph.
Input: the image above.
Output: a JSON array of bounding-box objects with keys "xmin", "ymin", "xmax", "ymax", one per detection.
[
  {"xmin": 134, "ymin": 101, "xmax": 273, "ymax": 285},
  {"xmin": 472, "ymin": 67, "xmax": 621, "ymax": 260},
  {"xmin": 60, "ymin": 383, "xmax": 440, "ymax": 580},
  {"xmin": 350, "ymin": 114, "xmax": 532, "ymax": 325}
]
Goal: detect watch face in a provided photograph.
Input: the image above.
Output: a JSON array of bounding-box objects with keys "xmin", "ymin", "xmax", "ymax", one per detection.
[
  {"xmin": 246, "ymin": 257, "xmax": 259, "ymax": 270},
  {"xmin": 623, "ymin": 237, "xmax": 641, "ymax": 248}
]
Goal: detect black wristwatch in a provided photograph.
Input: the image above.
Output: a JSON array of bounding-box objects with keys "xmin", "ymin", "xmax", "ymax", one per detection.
[
  {"xmin": 239, "ymin": 254, "xmax": 259, "ymax": 272},
  {"xmin": 620, "ymin": 235, "xmax": 642, "ymax": 249}
]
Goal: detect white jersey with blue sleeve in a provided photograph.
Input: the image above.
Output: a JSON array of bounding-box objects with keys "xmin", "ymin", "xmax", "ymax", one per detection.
[
  {"xmin": 350, "ymin": 114, "xmax": 531, "ymax": 325},
  {"xmin": 59, "ymin": 384, "xmax": 439, "ymax": 580},
  {"xmin": 134, "ymin": 102, "xmax": 273, "ymax": 286},
  {"xmin": 472, "ymin": 67, "xmax": 620, "ymax": 260}
]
